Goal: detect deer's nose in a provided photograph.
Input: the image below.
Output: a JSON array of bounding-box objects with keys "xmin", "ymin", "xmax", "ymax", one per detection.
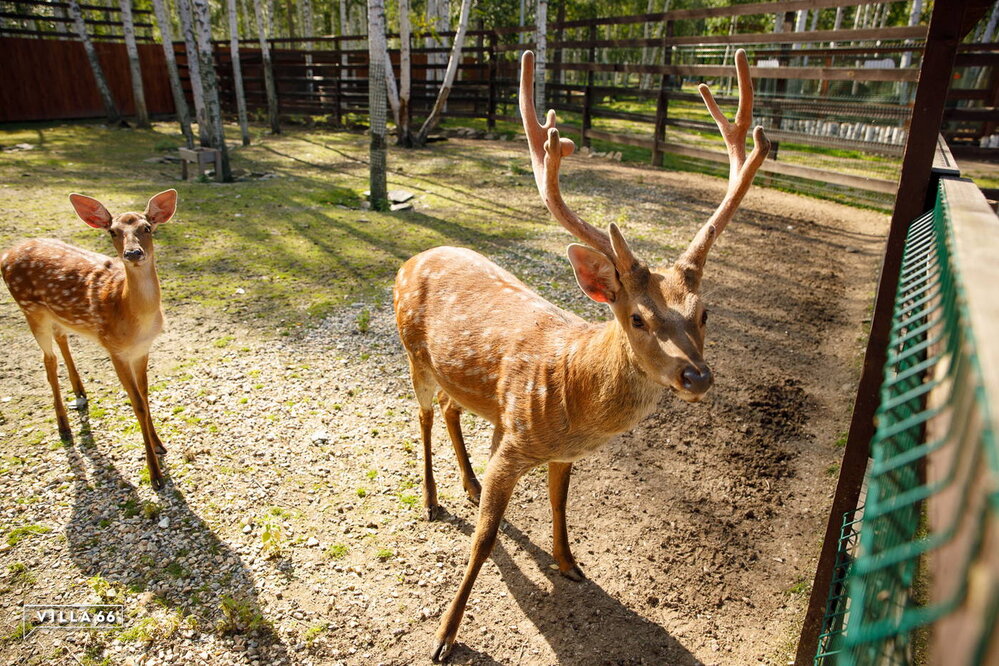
[
  {"xmin": 681, "ymin": 365, "xmax": 713, "ymax": 394},
  {"xmin": 123, "ymin": 248, "xmax": 144, "ymax": 262}
]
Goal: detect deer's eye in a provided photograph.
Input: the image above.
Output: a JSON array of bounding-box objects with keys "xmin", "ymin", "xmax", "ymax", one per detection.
[
  {"xmin": 631, "ymin": 314, "xmax": 644, "ymax": 329},
  {"xmin": 701, "ymin": 310, "xmax": 708, "ymax": 326},
  {"xmin": 144, "ymin": 224, "xmax": 152, "ymax": 233}
]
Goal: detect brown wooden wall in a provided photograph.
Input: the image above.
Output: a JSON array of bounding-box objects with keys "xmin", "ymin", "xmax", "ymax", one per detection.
[{"xmin": 0, "ymin": 37, "xmax": 174, "ymax": 122}]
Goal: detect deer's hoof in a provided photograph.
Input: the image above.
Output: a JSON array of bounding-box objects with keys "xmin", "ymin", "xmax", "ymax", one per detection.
[
  {"xmin": 154, "ymin": 443, "xmax": 167, "ymax": 455},
  {"xmin": 72, "ymin": 396, "xmax": 88, "ymax": 409},
  {"xmin": 430, "ymin": 637, "xmax": 454, "ymax": 663},
  {"xmin": 559, "ymin": 564, "xmax": 586, "ymax": 582},
  {"xmin": 58, "ymin": 426, "xmax": 73, "ymax": 442},
  {"xmin": 425, "ymin": 505, "xmax": 441, "ymax": 522},
  {"xmin": 466, "ymin": 484, "xmax": 481, "ymax": 506},
  {"xmin": 151, "ymin": 475, "xmax": 164, "ymax": 491}
]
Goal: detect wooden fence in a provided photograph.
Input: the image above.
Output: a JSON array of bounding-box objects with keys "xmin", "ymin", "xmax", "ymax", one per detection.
[
  {"xmin": 2, "ymin": 0, "xmax": 996, "ymax": 201},
  {"xmin": 0, "ymin": 36, "xmax": 173, "ymax": 122}
]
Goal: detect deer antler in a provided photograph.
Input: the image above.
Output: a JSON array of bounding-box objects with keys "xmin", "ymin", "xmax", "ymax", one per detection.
[
  {"xmin": 680, "ymin": 49, "xmax": 771, "ymax": 270},
  {"xmin": 520, "ymin": 50, "xmax": 615, "ymax": 259}
]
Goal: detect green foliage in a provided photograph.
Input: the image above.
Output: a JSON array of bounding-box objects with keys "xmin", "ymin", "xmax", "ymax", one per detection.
[
  {"xmin": 325, "ymin": 543, "xmax": 349, "ymax": 560},
  {"xmin": 355, "ymin": 308, "xmax": 372, "ymax": 333},
  {"xmin": 217, "ymin": 595, "xmax": 269, "ymax": 634}
]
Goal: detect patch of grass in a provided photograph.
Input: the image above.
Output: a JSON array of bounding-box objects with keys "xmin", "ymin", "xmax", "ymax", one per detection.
[
  {"xmin": 6, "ymin": 524, "xmax": 52, "ymax": 546},
  {"xmin": 214, "ymin": 335, "xmax": 235, "ymax": 348},
  {"xmin": 834, "ymin": 431, "xmax": 848, "ymax": 448},
  {"xmin": 356, "ymin": 487, "xmax": 368, "ymax": 498},
  {"xmin": 217, "ymin": 595, "xmax": 269, "ymax": 634},
  {"xmin": 376, "ymin": 548, "xmax": 394, "ymax": 561},
  {"xmin": 399, "ymin": 493, "xmax": 418, "ymax": 509},
  {"xmin": 7, "ymin": 562, "xmax": 36, "ymax": 585},
  {"xmin": 326, "ymin": 543, "xmax": 349, "ymax": 560},
  {"xmin": 121, "ymin": 498, "xmax": 140, "ymax": 518},
  {"xmin": 787, "ymin": 578, "xmax": 810, "ymax": 596},
  {"xmin": 355, "ymin": 308, "xmax": 371, "ymax": 333},
  {"xmin": 304, "ymin": 622, "xmax": 327, "ymax": 643},
  {"xmin": 825, "ymin": 463, "xmax": 841, "ymax": 478},
  {"xmin": 366, "ymin": 468, "xmax": 378, "ymax": 480},
  {"xmin": 118, "ymin": 616, "xmax": 159, "ymax": 643}
]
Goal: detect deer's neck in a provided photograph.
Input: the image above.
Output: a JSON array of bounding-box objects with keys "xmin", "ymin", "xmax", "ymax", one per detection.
[
  {"xmin": 561, "ymin": 320, "xmax": 664, "ymax": 436},
  {"xmin": 120, "ymin": 260, "xmax": 162, "ymax": 318}
]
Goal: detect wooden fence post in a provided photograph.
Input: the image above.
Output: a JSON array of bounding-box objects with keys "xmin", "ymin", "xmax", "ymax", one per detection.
[
  {"xmin": 487, "ymin": 30, "xmax": 497, "ymax": 130},
  {"xmin": 582, "ymin": 22, "xmax": 596, "ymax": 148},
  {"xmin": 333, "ymin": 36, "xmax": 342, "ymax": 125},
  {"xmin": 651, "ymin": 18, "xmax": 673, "ymax": 167}
]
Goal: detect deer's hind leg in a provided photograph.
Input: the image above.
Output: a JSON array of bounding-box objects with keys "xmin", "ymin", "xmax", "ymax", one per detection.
[
  {"xmin": 54, "ymin": 328, "xmax": 86, "ymax": 407},
  {"xmin": 438, "ymin": 390, "xmax": 481, "ymax": 505},
  {"xmin": 24, "ymin": 313, "xmax": 71, "ymax": 440},
  {"xmin": 407, "ymin": 355, "xmax": 440, "ymax": 521}
]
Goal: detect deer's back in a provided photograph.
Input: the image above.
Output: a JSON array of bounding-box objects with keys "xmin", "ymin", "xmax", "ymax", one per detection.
[
  {"xmin": 395, "ymin": 246, "xmax": 593, "ymax": 436},
  {"xmin": 1, "ymin": 238, "xmax": 124, "ymax": 338}
]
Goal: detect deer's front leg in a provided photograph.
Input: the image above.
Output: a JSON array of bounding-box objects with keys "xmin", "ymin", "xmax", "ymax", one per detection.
[
  {"xmin": 432, "ymin": 449, "xmax": 526, "ymax": 662},
  {"xmin": 110, "ymin": 355, "xmax": 164, "ymax": 490},
  {"xmin": 131, "ymin": 354, "xmax": 165, "ymax": 455},
  {"xmin": 549, "ymin": 461, "xmax": 585, "ymax": 581}
]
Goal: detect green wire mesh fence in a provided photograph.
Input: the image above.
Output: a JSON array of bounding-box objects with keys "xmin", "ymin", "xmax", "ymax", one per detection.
[{"xmin": 814, "ymin": 182, "xmax": 999, "ymax": 665}]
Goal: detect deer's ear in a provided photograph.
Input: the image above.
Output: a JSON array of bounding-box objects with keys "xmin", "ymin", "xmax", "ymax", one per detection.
[
  {"xmin": 145, "ymin": 189, "xmax": 177, "ymax": 226},
  {"xmin": 567, "ymin": 244, "xmax": 620, "ymax": 304},
  {"xmin": 69, "ymin": 193, "xmax": 112, "ymax": 229}
]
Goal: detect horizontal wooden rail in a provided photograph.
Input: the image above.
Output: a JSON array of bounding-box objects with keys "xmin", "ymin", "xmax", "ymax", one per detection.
[{"xmin": 552, "ymin": 62, "xmax": 920, "ymax": 82}]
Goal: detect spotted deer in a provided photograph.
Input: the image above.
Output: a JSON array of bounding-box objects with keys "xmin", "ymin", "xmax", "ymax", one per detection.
[
  {"xmin": 1, "ymin": 190, "xmax": 178, "ymax": 490},
  {"xmin": 394, "ymin": 50, "xmax": 769, "ymax": 661}
]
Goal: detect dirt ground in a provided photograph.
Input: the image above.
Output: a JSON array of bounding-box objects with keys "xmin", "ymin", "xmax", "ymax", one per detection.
[{"xmin": 0, "ymin": 132, "xmax": 888, "ymax": 665}]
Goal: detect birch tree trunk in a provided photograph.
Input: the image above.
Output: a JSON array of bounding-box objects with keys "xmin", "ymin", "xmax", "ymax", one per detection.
[
  {"xmin": 398, "ymin": 0, "xmax": 412, "ymax": 146},
  {"xmin": 640, "ymin": 0, "xmax": 656, "ymax": 90},
  {"xmin": 385, "ymin": 44, "xmax": 401, "ymax": 127},
  {"xmin": 68, "ymin": 0, "xmax": 121, "ymax": 124},
  {"xmin": 152, "ymin": 0, "xmax": 194, "ymax": 147},
  {"xmin": 252, "ymin": 0, "xmax": 281, "ymax": 133},
  {"xmin": 227, "ymin": 0, "xmax": 251, "ymax": 145},
  {"xmin": 178, "ymin": 0, "xmax": 211, "ymax": 145},
  {"xmin": 367, "ymin": 0, "xmax": 388, "ymax": 210},
  {"xmin": 300, "ymin": 0, "xmax": 315, "ymax": 98},
  {"xmin": 535, "ymin": 0, "xmax": 547, "ymax": 119},
  {"xmin": 415, "ymin": 0, "xmax": 471, "ymax": 146},
  {"xmin": 119, "ymin": 0, "xmax": 150, "ymax": 128},
  {"xmin": 192, "ymin": 0, "xmax": 232, "ymax": 181}
]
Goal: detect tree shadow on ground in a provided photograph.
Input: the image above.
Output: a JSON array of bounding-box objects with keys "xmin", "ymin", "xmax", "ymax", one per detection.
[
  {"xmin": 61, "ymin": 410, "xmax": 287, "ymax": 660},
  {"xmin": 435, "ymin": 508, "xmax": 701, "ymax": 665}
]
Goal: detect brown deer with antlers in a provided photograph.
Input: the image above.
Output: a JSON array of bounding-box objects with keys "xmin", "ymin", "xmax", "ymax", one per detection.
[
  {"xmin": 394, "ymin": 50, "xmax": 769, "ymax": 660},
  {"xmin": 1, "ymin": 190, "xmax": 178, "ymax": 490}
]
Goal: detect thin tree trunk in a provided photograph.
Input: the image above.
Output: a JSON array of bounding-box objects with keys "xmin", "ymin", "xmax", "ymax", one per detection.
[
  {"xmin": 385, "ymin": 44, "xmax": 401, "ymax": 127},
  {"xmin": 252, "ymin": 0, "xmax": 281, "ymax": 133},
  {"xmin": 178, "ymin": 0, "xmax": 210, "ymax": 145},
  {"xmin": 53, "ymin": 5, "xmax": 69, "ymax": 35},
  {"xmin": 192, "ymin": 0, "xmax": 232, "ymax": 181},
  {"xmin": 640, "ymin": 0, "xmax": 655, "ymax": 90},
  {"xmin": 415, "ymin": 0, "xmax": 471, "ymax": 145},
  {"xmin": 300, "ymin": 0, "xmax": 315, "ymax": 99},
  {"xmin": 152, "ymin": 0, "xmax": 194, "ymax": 147},
  {"xmin": 535, "ymin": 0, "xmax": 547, "ymax": 119},
  {"xmin": 68, "ymin": 0, "xmax": 121, "ymax": 124},
  {"xmin": 120, "ymin": 0, "xmax": 150, "ymax": 128},
  {"xmin": 227, "ymin": 0, "xmax": 250, "ymax": 145},
  {"xmin": 398, "ymin": 0, "xmax": 411, "ymax": 146},
  {"xmin": 367, "ymin": 0, "xmax": 388, "ymax": 210}
]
